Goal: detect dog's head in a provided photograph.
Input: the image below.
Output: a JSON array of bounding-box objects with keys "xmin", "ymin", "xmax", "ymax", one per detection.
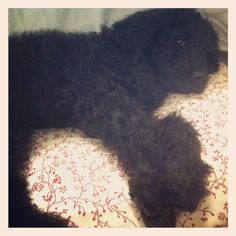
[
  {"xmin": 150, "ymin": 9, "xmax": 220, "ymax": 94},
  {"xmin": 111, "ymin": 9, "xmax": 220, "ymax": 95}
]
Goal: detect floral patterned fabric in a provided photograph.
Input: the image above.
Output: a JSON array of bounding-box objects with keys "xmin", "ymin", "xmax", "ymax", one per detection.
[{"xmin": 26, "ymin": 64, "xmax": 228, "ymax": 227}]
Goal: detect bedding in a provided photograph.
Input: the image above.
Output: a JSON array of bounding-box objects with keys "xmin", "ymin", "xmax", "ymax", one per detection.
[
  {"xmin": 26, "ymin": 63, "xmax": 228, "ymax": 227},
  {"xmin": 9, "ymin": 9, "xmax": 227, "ymax": 52}
]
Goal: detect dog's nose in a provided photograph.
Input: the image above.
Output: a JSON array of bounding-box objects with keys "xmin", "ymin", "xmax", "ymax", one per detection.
[{"xmin": 191, "ymin": 71, "xmax": 205, "ymax": 81}]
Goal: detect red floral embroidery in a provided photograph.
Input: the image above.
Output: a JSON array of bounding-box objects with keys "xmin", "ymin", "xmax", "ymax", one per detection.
[{"xmin": 53, "ymin": 175, "xmax": 62, "ymax": 184}]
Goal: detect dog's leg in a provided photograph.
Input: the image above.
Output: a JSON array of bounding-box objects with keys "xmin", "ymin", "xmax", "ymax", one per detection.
[{"xmin": 71, "ymin": 88, "xmax": 211, "ymax": 227}]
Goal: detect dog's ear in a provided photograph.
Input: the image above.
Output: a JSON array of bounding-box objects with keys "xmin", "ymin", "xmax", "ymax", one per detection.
[
  {"xmin": 108, "ymin": 9, "xmax": 167, "ymax": 53},
  {"xmin": 205, "ymin": 27, "xmax": 220, "ymax": 73}
]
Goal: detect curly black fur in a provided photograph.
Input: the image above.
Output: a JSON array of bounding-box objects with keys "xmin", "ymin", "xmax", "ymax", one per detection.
[{"xmin": 9, "ymin": 9, "xmax": 220, "ymax": 227}]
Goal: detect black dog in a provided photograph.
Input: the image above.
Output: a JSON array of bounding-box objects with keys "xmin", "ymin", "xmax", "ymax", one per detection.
[{"xmin": 9, "ymin": 9, "xmax": 220, "ymax": 227}]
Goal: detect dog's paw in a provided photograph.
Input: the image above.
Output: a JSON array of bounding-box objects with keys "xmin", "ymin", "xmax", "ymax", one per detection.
[
  {"xmin": 140, "ymin": 208, "xmax": 176, "ymax": 227},
  {"xmin": 156, "ymin": 114, "xmax": 211, "ymax": 212},
  {"xmin": 129, "ymin": 176, "xmax": 176, "ymax": 227}
]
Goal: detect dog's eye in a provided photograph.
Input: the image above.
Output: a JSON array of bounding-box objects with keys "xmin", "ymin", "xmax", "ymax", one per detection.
[{"xmin": 177, "ymin": 40, "xmax": 186, "ymax": 47}]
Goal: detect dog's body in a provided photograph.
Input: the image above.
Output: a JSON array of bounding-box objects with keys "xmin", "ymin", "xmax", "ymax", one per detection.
[{"xmin": 9, "ymin": 9, "xmax": 220, "ymax": 227}]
